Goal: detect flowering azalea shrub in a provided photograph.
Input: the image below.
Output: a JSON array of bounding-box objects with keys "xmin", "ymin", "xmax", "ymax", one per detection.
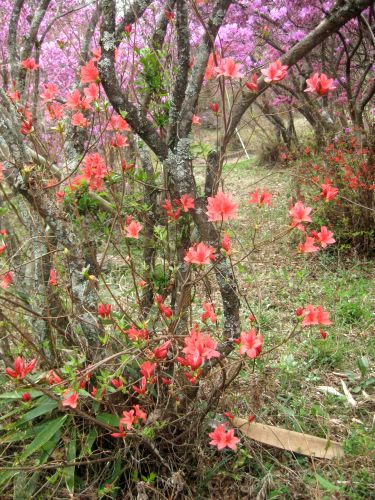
[
  {"xmin": 293, "ymin": 132, "xmax": 374, "ymax": 255},
  {"xmin": 0, "ymin": 122, "xmax": 337, "ymax": 495},
  {"xmin": 0, "ymin": 0, "xmax": 373, "ymax": 496}
]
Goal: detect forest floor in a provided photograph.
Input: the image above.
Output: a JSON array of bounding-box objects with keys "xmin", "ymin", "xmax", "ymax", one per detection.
[{"xmin": 195, "ymin": 157, "xmax": 375, "ymax": 499}]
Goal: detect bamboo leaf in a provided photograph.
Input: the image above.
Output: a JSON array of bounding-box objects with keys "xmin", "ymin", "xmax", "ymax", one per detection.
[
  {"xmin": 1, "ymin": 421, "xmax": 54, "ymax": 444},
  {"xmin": 19, "ymin": 415, "xmax": 67, "ymax": 461},
  {"xmin": 64, "ymin": 426, "xmax": 76, "ymax": 493},
  {"xmin": 0, "ymin": 390, "xmax": 43, "ymax": 400},
  {"xmin": 0, "ymin": 470, "xmax": 18, "ymax": 489},
  {"xmin": 16, "ymin": 397, "xmax": 58, "ymax": 426},
  {"xmin": 1, "ymin": 427, "xmax": 38, "ymax": 445},
  {"xmin": 315, "ymin": 473, "xmax": 341, "ymax": 491},
  {"xmin": 96, "ymin": 412, "xmax": 119, "ymax": 427},
  {"xmin": 79, "ymin": 427, "xmax": 97, "ymax": 457}
]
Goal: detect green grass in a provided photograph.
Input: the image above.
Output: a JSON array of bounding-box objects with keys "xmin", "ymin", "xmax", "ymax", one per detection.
[{"xmin": 222, "ymin": 156, "xmax": 258, "ymax": 172}]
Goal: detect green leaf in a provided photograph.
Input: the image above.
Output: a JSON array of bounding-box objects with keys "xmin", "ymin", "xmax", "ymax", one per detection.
[
  {"xmin": 64, "ymin": 426, "xmax": 76, "ymax": 493},
  {"xmin": 358, "ymin": 356, "xmax": 369, "ymax": 378},
  {"xmin": 315, "ymin": 474, "xmax": 340, "ymax": 492},
  {"xmin": 14, "ymin": 430, "xmax": 61, "ymax": 499},
  {"xmin": 96, "ymin": 412, "xmax": 119, "ymax": 427},
  {"xmin": 190, "ymin": 142, "xmax": 211, "ymax": 159},
  {"xmin": 0, "ymin": 389, "xmax": 43, "ymax": 402},
  {"xmin": 363, "ymin": 376, "xmax": 375, "ymax": 388},
  {"xmin": 0, "ymin": 470, "xmax": 18, "ymax": 489},
  {"xmin": 16, "ymin": 397, "xmax": 58, "ymax": 426},
  {"xmin": 107, "ymin": 458, "xmax": 123, "ymax": 486},
  {"xmin": 15, "ymin": 290, "xmax": 31, "ymax": 304},
  {"xmin": 1, "ymin": 424, "xmax": 41, "ymax": 444},
  {"xmin": 19, "ymin": 415, "xmax": 67, "ymax": 461},
  {"xmin": 38, "ymin": 428, "xmax": 62, "ymax": 463},
  {"xmin": 14, "ymin": 471, "xmax": 30, "ymax": 500},
  {"xmin": 80, "ymin": 427, "xmax": 97, "ymax": 457},
  {"xmin": 0, "ymin": 406, "xmax": 23, "ymax": 423}
]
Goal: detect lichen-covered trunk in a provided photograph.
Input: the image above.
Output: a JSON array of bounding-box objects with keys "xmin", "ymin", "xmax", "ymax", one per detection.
[
  {"xmin": 165, "ymin": 140, "xmax": 241, "ymax": 342},
  {"xmin": 139, "ymin": 146, "xmax": 158, "ymax": 316}
]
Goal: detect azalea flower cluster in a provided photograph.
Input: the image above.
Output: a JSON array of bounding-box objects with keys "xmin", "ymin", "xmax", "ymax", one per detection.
[
  {"xmin": 4, "ymin": 292, "xmax": 333, "ymax": 452},
  {"xmin": 209, "ymin": 423, "xmax": 240, "ymax": 451},
  {"xmin": 56, "ymin": 152, "xmax": 109, "ymax": 199},
  {"xmin": 204, "ymin": 55, "xmax": 288, "ymax": 84},
  {"xmin": 177, "ymin": 325, "xmax": 220, "ymax": 380},
  {"xmin": 111, "ymin": 405, "xmax": 147, "ymax": 438},
  {"xmin": 180, "ymin": 191, "xmax": 336, "ymax": 264},
  {"xmin": 16, "ymin": 57, "xmax": 133, "ymax": 202},
  {"xmin": 15, "ymin": 56, "xmax": 104, "ymax": 136},
  {"xmin": 296, "ymin": 304, "xmax": 333, "ymax": 339},
  {"xmin": 162, "ymin": 194, "xmax": 195, "ymax": 220},
  {"xmin": 288, "ymin": 201, "xmax": 336, "ymax": 253},
  {"xmin": 0, "ymin": 2, "xmax": 371, "ymax": 482},
  {"xmin": 203, "ymin": 52, "xmax": 336, "ymax": 101},
  {"xmin": 18, "ymin": 54, "xmax": 336, "ymax": 144},
  {"xmin": 299, "ymin": 135, "xmax": 374, "ymax": 197}
]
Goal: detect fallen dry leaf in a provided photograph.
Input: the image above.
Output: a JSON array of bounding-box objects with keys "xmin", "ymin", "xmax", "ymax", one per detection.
[
  {"xmin": 317, "ymin": 386, "xmax": 344, "ymax": 398},
  {"xmin": 233, "ymin": 418, "xmax": 344, "ymax": 460},
  {"xmin": 340, "ymin": 379, "xmax": 357, "ymax": 407}
]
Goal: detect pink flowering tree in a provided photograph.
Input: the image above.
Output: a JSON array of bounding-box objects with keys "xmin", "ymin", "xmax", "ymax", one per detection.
[{"xmin": 0, "ymin": 0, "xmax": 373, "ymax": 495}]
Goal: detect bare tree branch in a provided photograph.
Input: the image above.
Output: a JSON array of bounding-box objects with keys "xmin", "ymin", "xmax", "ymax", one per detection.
[
  {"xmin": 7, "ymin": 0, "xmax": 25, "ymax": 81},
  {"xmin": 167, "ymin": 0, "xmax": 190, "ymax": 148},
  {"xmin": 17, "ymin": 0, "xmax": 53, "ymax": 95},
  {"xmin": 177, "ymin": 0, "xmax": 233, "ymax": 138},
  {"xmin": 225, "ymin": 0, "xmax": 374, "ymax": 145},
  {"xmin": 115, "ymin": 0, "xmax": 154, "ymax": 42},
  {"xmin": 99, "ymin": 0, "xmax": 168, "ymax": 160}
]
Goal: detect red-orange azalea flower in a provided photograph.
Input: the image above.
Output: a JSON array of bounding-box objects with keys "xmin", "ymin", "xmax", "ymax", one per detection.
[
  {"xmin": 239, "ymin": 329, "xmax": 263, "ymax": 358},
  {"xmin": 201, "ymin": 303, "xmax": 217, "ymax": 323},
  {"xmin": 6, "ymin": 357, "xmax": 37, "ymax": 380},
  {"xmin": 289, "ymin": 201, "xmax": 313, "ymax": 225},
  {"xmin": 302, "ymin": 305, "xmax": 332, "ymax": 327},
  {"xmin": 179, "ymin": 194, "xmax": 195, "ymax": 212},
  {"xmin": 245, "ymin": 73, "xmax": 258, "ymax": 92},
  {"xmin": 221, "ymin": 233, "xmax": 231, "ymax": 254},
  {"xmin": 125, "ymin": 220, "xmax": 143, "ymax": 239},
  {"xmin": 184, "ymin": 242, "xmax": 216, "ymax": 265},
  {"xmin": 21, "ymin": 58, "xmax": 38, "ymax": 70},
  {"xmin": 98, "ymin": 303, "xmax": 111, "ymax": 318},
  {"xmin": 261, "ymin": 60, "xmax": 288, "ymax": 83},
  {"xmin": 209, "ymin": 424, "xmax": 240, "ymax": 451},
  {"xmin": 316, "ymin": 226, "xmax": 335, "ymax": 248},
  {"xmin": 153, "ymin": 340, "xmax": 172, "ymax": 360},
  {"xmin": 206, "ymin": 191, "xmax": 238, "ymax": 221},
  {"xmin": 62, "ymin": 390, "xmax": 78, "ymax": 409},
  {"xmin": 248, "ymin": 189, "xmax": 273, "ymax": 206},
  {"xmin": 298, "ymin": 235, "xmax": 320, "ymax": 253},
  {"xmin": 215, "ymin": 58, "xmax": 244, "ymax": 79},
  {"xmin": 140, "ymin": 361, "xmax": 156, "ymax": 379},
  {"xmin": 305, "ymin": 73, "xmax": 336, "ymax": 96},
  {"xmin": 80, "ymin": 59, "xmax": 99, "ymax": 83},
  {"xmin": 320, "ymin": 183, "xmax": 339, "ymax": 201}
]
